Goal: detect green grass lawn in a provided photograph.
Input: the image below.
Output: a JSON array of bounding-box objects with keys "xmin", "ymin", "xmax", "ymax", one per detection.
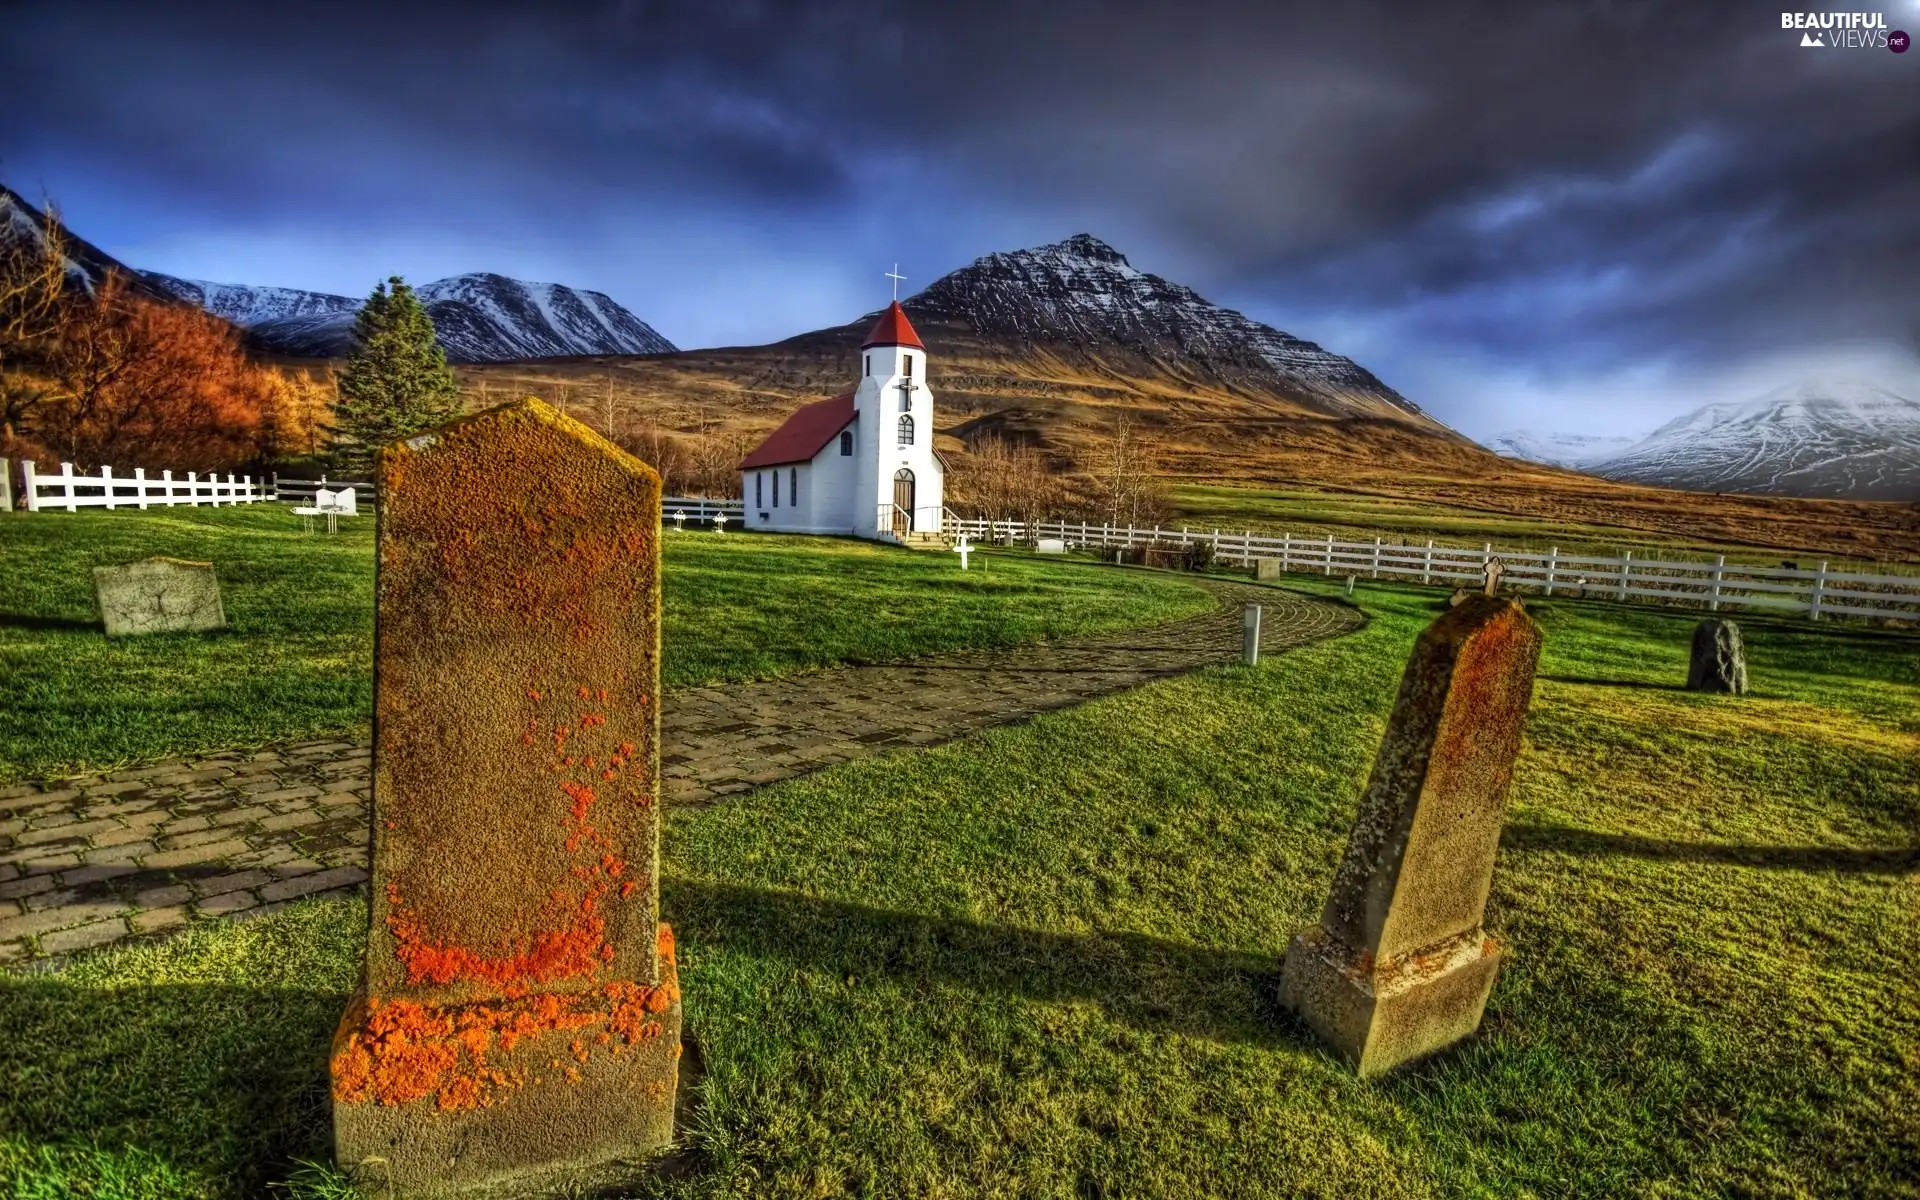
[
  {"xmin": 0, "ymin": 507, "xmax": 1210, "ymax": 783},
  {"xmin": 4, "ymin": 576, "xmax": 1914, "ymax": 1197}
]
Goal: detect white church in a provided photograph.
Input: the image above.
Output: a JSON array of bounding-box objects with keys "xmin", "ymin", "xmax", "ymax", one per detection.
[{"xmin": 737, "ymin": 298, "xmax": 946, "ymax": 542}]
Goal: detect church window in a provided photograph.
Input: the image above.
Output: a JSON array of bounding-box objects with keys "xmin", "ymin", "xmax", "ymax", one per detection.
[
  {"xmin": 840, "ymin": 430, "xmax": 853, "ymax": 456},
  {"xmin": 903, "ymin": 354, "xmax": 914, "ymax": 378},
  {"xmin": 790, "ymin": 467, "xmax": 798, "ymax": 502},
  {"xmin": 773, "ymin": 470, "xmax": 780, "ymax": 507},
  {"xmin": 864, "ymin": 353, "xmax": 870, "ymax": 377},
  {"xmin": 755, "ymin": 472, "xmax": 763, "ymax": 508},
  {"xmin": 897, "ymin": 414, "xmax": 915, "ymax": 446}
]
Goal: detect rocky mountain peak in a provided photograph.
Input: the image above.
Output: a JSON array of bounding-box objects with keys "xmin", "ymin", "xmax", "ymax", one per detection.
[{"xmin": 898, "ymin": 233, "xmax": 1427, "ymax": 422}]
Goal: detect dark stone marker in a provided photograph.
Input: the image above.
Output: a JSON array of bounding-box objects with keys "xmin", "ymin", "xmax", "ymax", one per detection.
[
  {"xmin": 1686, "ymin": 618, "xmax": 1748, "ymax": 695},
  {"xmin": 330, "ymin": 398, "xmax": 681, "ymax": 1195},
  {"xmin": 1280, "ymin": 595, "xmax": 1543, "ymax": 1076}
]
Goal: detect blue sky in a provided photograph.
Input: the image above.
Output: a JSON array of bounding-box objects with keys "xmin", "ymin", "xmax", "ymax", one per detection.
[{"xmin": 3, "ymin": 0, "xmax": 1916, "ymax": 440}]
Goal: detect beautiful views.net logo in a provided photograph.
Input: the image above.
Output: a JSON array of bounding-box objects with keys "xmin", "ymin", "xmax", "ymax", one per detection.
[{"xmin": 1782, "ymin": 11, "xmax": 1910, "ymax": 50}]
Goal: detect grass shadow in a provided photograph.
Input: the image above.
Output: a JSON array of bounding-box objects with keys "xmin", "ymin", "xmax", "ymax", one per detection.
[
  {"xmin": 1539, "ymin": 674, "xmax": 1688, "ymax": 692},
  {"xmin": 663, "ymin": 878, "xmax": 1295, "ymax": 1050},
  {"xmin": 1503, "ymin": 823, "xmax": 1917, "ymax": 874},
  {"xmin": 0, "ymin": 976, "xmax": 344, "ymax": 1195},
  {"xmin": 0, "ymin": 612, "xmax": 101, "ymax": 632}
]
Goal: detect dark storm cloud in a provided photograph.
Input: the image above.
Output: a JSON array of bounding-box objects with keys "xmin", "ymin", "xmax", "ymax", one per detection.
[{"xmin": 2, "ymin": 0, "xmax": 1915, "ymax": 428}]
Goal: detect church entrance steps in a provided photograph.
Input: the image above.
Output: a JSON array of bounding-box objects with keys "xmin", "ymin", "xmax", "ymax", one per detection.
[{"xmin": 0, "ymin": 578, "xmax": 1361, "ymax": 969}]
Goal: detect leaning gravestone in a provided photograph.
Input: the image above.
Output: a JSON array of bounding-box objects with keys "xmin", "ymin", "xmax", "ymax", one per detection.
[
  {"xmin": 1280, "ymin": 595, "xmax": 1543, "ymax": 1076},
  {"xmin": 330, "ymin": 398, "xmax": 682, "ymax": 1195},
  {"xmin": 93, "ymin": 557, "xmax": 226, "ymax": 636},
  {"xmin": 1686, "ymin": 618, "xmax": 1748, "ymax": 695}
]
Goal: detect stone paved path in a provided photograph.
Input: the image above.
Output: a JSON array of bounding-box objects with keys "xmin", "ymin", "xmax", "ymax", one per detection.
[{"xmin": 0, "ymin": 579, "xmax": 1360, "ymax": 967}]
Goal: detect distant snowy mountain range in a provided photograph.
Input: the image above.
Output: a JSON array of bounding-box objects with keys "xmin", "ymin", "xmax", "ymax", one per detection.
[
  {"xmin": 141, "ymin": 271, "xmax": 678, "ymax": 363},
  {"xmin": 1486, "ymin": 430, "xmax": 1638, "ymax": 468},
  {"xmin": 1491, "ymin": 379, "xmax": 1920, "ymax": 501},
  {"xmin": 1, "ymin": 184, "xmax": 675, "ymax": 363}
]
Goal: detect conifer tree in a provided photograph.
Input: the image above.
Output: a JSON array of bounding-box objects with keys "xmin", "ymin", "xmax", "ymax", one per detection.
[{"xmin": 332, "ymin": 276, "xmax": 459, "ymax": 469}]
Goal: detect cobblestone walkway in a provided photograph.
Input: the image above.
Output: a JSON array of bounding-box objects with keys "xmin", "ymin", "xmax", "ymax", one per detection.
[{"xmin": 0, "ymin": 579, "xmax": 1360, "ymax": 967}]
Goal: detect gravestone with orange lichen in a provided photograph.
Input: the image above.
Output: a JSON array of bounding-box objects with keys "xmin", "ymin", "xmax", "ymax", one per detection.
[
  {"xmin": 1279, "ymin": 595, "xmax": 1542, "ymax": 1077},
  {"xmin": 330, "ymin": 397, "xmax": 683, "ymax": 1195}
]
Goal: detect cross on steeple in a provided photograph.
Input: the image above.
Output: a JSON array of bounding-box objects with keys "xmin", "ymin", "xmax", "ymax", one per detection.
[{"xmin": 885, "ymin": 264, "xmax": 906, "ymax": 301}]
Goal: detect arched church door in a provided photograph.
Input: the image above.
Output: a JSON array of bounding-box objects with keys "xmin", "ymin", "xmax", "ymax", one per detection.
[{"xmin": 892, "ymin": 469, "xmax": 915, "ymax": 535}]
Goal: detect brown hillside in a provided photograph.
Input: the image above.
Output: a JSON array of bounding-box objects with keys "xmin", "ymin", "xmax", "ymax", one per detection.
[{"xmin": 445, "ymin": 325, "xmax": 1920, "ymax": 563}]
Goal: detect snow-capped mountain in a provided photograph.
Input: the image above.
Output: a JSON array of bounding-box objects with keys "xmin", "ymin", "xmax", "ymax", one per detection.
[
  {"xmin": 1591, "ymin": 380, "xmax": 1920, "ymax": 501},
  {"xmin": 1488, "ymin": 429, "xmax": 1639, "ymax": 468},
  {"xmin": 140, "ymin": 274, "xmax": 361, "ymax": 325},
  {"xmin": 142, "ymin": 270, "xmax": 678, "ymax": 363},
  {"xmin": 1, "ymin": 185, "xmax": 173, "ymax": 302},
  {"xmin": 893, "ymin": 233, "xmax": 1429, "ymax": 424}
]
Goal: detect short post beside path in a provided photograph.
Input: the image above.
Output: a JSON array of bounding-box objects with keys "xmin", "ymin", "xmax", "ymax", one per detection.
[{"xmin": 1242, "ymin": 603, "xmax": 1262, "ymax": 665}]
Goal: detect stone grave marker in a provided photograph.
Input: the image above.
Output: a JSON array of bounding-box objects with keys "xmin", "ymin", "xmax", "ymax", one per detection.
[
  {"xmin": 1280, "ymin": 595, "xmax": 1543, "ymax": 1076},
  {"xmin": 93, "ymin": 557, "xmax": 226, "ymax": 637},
  {"xmin": 1482, "ymin": 557, "xmax": 1505, "ymax": 596},
  {"xmin": 1256, "ymin": 557, "xmax": 1281, "ymax": 581},
  {"xmin": 1036, "ymin": 537, "xmax": 1065, "ymax": 553},
  {"xmin": 1686, "ymin": 618, "xmax": 1748, "ymax": 695},
  {"xmin": 1448, "ymin": 587, "xmax": 1473, "ymax": 607},
  {"xmin": 330, "ymin": 398, "xmax": 682, "ymax": 1194},
  {"xmin": 1242, "ymin": 603, "xmax": 1262, "ymax": 666},
  {"xmin": 1344, "ymin": 574, "xmax": 1357, "ymax": 597}
]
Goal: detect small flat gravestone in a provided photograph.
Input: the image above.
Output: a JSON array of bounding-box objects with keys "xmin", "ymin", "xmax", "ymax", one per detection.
[
  {"xmin": 330, "ymin": 399, "xmax": 682, "ymax": 1193},
  {"xmin": 1036, "ymin": 537, "xmax": 1066, "ymax": 554},
  {"xmin": 93, "ymin": 557, "xmax": 226, "ymax": 637},
  {"xmin": 1280, "ymin": 595, "xmax": 1543, "ymax": 1076},
  {"xmin": 1256, "ymin": 558, "xmax": 1282, "ymax": 581},
  {"xmin": 1449, "ymin": 587, "xmax": 1473, "ymax": 607},
  {"xmin": 1686, "ymin": 618, "xmax": 1748, "ymax": 695}
]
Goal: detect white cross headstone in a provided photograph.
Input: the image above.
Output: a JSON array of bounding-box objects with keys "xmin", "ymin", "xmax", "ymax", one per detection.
[
  {"xmin": 670, "ymin": 510, "xmax": 686, "ymax": 531},
  {"xmin": 953, "ymin": 534, "xmax": 972, "ymax": 570},
  {"xmin": 713, "ymin": 513, "xmax": 728, "ymax": 534}
]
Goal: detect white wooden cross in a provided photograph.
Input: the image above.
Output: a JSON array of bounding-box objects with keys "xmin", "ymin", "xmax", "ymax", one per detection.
[
  {"xmin": 952, "ymin": 534, "xmax": 972, "ymax": 570},
  {"xmin": 670, "ymin": 510, "xmax": 686, "ymax": 531},
  {"xmin": 885, "ymin": 264, "xmax": 906, "ymax": 301},
  {"xmin": 713, "ymin": 513, "xmax": 728, "ymax": 534}
]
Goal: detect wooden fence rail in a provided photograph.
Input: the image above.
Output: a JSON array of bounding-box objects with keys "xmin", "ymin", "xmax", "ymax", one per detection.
[
  {"xmin": 19, "ymin": 461, "xmax": 267, "ymax": 511},
  {"xmin": 948, "ymin": 518, "xmax": 1920, "ymax": 624}
]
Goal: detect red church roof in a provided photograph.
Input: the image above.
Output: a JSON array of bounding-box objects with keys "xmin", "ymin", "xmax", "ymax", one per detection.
[
  {"xmin": 738, "ymin": 393, "xmax": 857, "ymax": 470},
  {"xmin": 862, "ymin": 301, "xmax": 924, "ymax": 349}
]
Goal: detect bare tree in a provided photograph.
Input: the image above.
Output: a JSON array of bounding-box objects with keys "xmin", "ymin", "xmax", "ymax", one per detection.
[
  {"xmin": 683, "ymin": 408, "xmax": 752, "ymax": 498},
  {"xmin": 0, "ymin": 191, "xmax": 72, "ymax": 454},
  {"xmin": 1085, "ymin": 414, "xmax": 1169, "ymax": 527},
  {"xmin": 951, "ymin": 432, "xmax": 1063, "ymax": 531},
  {"xmin": 612, "ymin": 416, "xmax": 691, "ymax": 496}
]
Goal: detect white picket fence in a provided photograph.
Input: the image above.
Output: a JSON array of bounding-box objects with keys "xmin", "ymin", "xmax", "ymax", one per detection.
[
  {"xmin": 19, "ymin": 460, "xmax": 267, "ymax": 511},
  {"xmin": 271, "ymin": 481, "xmax": 745, "ymax": 529},
  {"xmin": 948, "ymin": 518, "xmax": 1920, "ymax": 624},
  {"xmin": 273, "ymin": 476, "xmax": 377, "ymax": 507},
  {"xmin": 664, "ymin": 497, "xmax": 745, "ymax": 527}
]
